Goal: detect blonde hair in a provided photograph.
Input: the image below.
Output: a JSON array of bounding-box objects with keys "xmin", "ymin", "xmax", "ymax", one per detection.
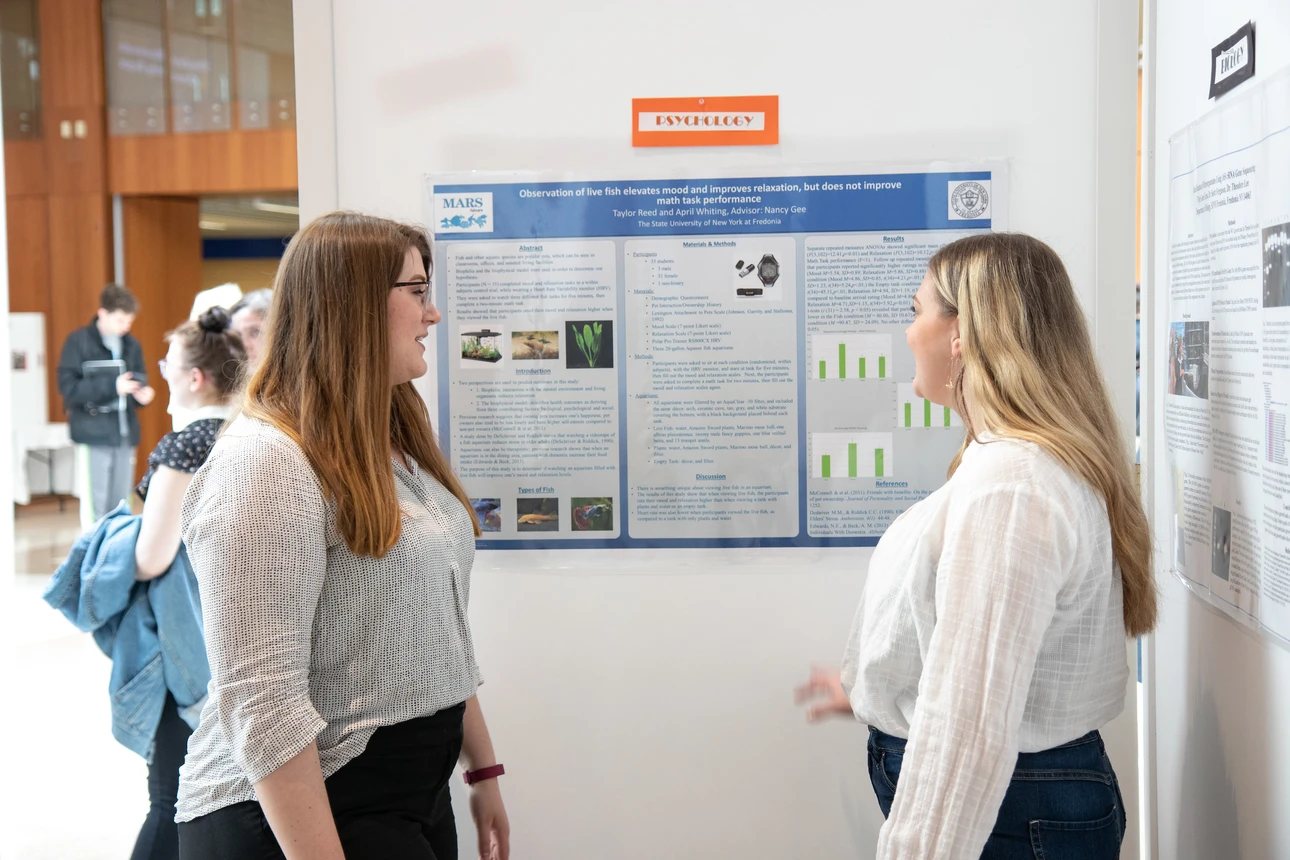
[
  {"xmin": 242, "ymin": 211, "xmax": 479, "ymax": 557},
  {"xmin": 929, "ymin": 233, "xmax": 1156, "ymax": 636}
]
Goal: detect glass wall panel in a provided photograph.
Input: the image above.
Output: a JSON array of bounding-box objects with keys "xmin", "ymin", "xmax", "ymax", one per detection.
[
  {"xmin": 104, "ymin": 0, "xmax": 167, "ymax": 135},
  {"xmin": 168, "ymin": 0, "xmax": 231, "ymax": 133},
  {"xmin": 234, "ymin": 0, "xmax": 293, "ymax": 129},
  {"xmin": 0, "ymin": 0, "xmax": 41, "ymax": 140}
]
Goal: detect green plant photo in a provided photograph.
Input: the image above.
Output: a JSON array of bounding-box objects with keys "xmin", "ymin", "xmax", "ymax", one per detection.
[{"xmin": 565, "ymin": 319, "xmax": 614, "ymax": 369}]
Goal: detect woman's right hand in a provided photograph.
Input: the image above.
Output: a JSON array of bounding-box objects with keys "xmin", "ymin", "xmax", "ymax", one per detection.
[{"xmin": 794, "ymin": 666, "xmax": 853, "ymax": 722}]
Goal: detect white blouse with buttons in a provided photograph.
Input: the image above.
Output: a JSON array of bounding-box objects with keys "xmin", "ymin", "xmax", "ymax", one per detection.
[
  {"xmin": 841, "ymin": 435, "xmax": 1129, "ymax": 859},
  {"xmin": 175, "ymin": 415, "xmax": 480, "ymax": 822}
]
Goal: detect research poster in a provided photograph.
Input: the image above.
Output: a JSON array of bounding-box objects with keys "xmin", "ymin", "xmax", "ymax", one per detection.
[
  {"xmin": 1165, "ymin": 66, "xmax": 1290, "ymax": 643},
  {"xmin": 427, "ymin": 161, "xmax": 1007, "ymax": 549}
]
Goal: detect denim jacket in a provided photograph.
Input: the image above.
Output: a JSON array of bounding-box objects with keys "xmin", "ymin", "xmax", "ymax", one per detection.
[{"xmin": 43, "ymin": 502, "xmax": 210, "ymax": 761}]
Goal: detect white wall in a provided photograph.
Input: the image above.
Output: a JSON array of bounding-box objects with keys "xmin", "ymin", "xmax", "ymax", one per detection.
[
  {"xmin": 1143, "ymin": 3, "xmax": 1290, "ymax": 859},
  {"xmin": 293, "ymin": 1, "xmax": 1140, "ymax": 856}
]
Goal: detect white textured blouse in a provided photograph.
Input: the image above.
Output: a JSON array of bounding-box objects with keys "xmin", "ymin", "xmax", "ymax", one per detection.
[
  {"xmin": 175, "ymin": 416, "xmax": 481, "ymax": 822},
  {"xmin": 841, "ymin": 435, "xmax": 1128, "ymax": 859}
]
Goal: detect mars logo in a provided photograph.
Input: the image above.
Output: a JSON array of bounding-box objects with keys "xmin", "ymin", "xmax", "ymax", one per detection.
[
  {"xmin": 434, "ymin": 192, "xmax": 493, "ymax": 232},
  {"xmin": 948, "ymin": 180, "xmax": 991, "ymax": 221}
]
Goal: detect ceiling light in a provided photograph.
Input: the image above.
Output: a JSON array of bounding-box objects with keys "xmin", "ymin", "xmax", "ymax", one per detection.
[
  {"xmin": 199, "ymin": 220, "xmax": 228, "ymax": 231},
  {"xmin": 251, "ymin": 200, "xmax": 300, "ymax": 215}
]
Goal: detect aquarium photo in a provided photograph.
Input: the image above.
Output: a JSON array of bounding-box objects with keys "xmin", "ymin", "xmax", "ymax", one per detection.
[
  {"xmin": 571, "ymin": 497, "xmax": 613, "ymax": 531},
  {"xmin": 471, "ymin": 498, "xmax": 501, "ymax": 533},
  {"xmin": 461, "ymin": 326, "xmax": 504, "ymax": 367},
  {"xmin": 565, "ymin": 320, "xmax": 614, "ymax": 369},
  {"xmin": 516, "ymin": 497, "xmax": 560, "ymax": 532},
  {"xmin": 512, "ymin": 330, "xmax": 560, "ymax": 360}
]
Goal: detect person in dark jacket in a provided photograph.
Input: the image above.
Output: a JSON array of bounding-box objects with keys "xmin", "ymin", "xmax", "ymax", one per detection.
[{"xmin": 57, "ymin": 283, "xmax": 155, "ymax": 522}]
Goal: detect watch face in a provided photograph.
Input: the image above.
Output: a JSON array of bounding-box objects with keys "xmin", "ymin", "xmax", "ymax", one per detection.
[{"xmin": 757, "ymin": 254, "xmax": 780, "ymax": 288}]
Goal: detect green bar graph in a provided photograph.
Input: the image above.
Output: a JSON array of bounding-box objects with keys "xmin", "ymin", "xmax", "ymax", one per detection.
[
  {"xmin": 821, "ymin": 454, "xmax": 831, "ymax": 478},
  {"xmin": 944, "ymin": 406, "xmax": 951, "ymax": 427},
  {"xmin": 848, "ymin": 443, "xmax": 858, "ymax": 478},
  {"xmin": 924, "ymin": 399, "xmax": 931, "ymax": 426},
  {"xmin": 878, "ymin": 356, "xmax": 887, "ymax": 378},
  {"xmin": 904, "ymin": 402, "xmax": 912, "ymax": 427},
  {"xmin": 859, "ymin": 357, "xmax": 866, "ymax": 378},
  {"xmin": 819, "ymin": 359, "xmax": 826, "ymax": 379},
  {"xmin": 838, "ymin": 344, "xmax": 846, "ymax": 379},
  {"xmin": 875, "ymin": 448, "xmax": 884, "ymax": 477}
]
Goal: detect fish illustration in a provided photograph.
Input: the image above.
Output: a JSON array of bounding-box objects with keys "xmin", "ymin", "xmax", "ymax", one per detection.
[{"xmin": 440, "ymin": 214, "xmax": 488, "ymax": 229}]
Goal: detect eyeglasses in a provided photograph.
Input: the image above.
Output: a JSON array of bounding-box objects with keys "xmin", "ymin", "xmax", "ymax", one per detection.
[{"xmin": 391, "ymin": 279, "xmax": 435, "ymax": 310}]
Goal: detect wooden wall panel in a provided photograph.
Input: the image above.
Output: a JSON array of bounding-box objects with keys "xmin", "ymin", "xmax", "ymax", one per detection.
[
  {"xmin": 37, "ymin": 0, "xmax": 106, "ymax": 108},
  {"xmin": 42, "ymin": 107, "xmax": 107, "ymax": 194},
  {"xmin": 6, "ymin": 195, "xmax": 51, "ymax": 314},
  {"xmin": 45, "ymin": 193, "xmax": 114, "ymax": 422},
  {"xmin": 109, "ymin": 129, "xmax": 298, "ymax": 195},
  {"xmin": 34, "ymin": 0, "xmax": 112, "ymax": 423},
  {"xmin": 122, "ymin": 196, "xmax": 203, "ymax": 480},
  {"xmin": 4, "ymin": 140, "xmax": 47, "ymax": 196}
]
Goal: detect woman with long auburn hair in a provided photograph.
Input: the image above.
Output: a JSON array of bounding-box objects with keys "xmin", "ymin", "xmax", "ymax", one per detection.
[
  {"xmin": 175, "ymin": 212, "xmax": 509, "ymax": 860},
  {"xmin": 797, "ymin": 232, "xmax": 1154, "ymax": 859}
]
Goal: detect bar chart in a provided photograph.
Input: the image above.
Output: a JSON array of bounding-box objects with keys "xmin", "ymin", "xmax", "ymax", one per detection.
[
  {"xmin": 811, "ymin": 432, "xmax": 894, "ymax": 478},
  {"xmin": 898, "ymin": 383, "xmax": 962, "ymax": 428},
  {"xmin": 810, "ymin": 333, "xmax": 893, "ymax": 380}
]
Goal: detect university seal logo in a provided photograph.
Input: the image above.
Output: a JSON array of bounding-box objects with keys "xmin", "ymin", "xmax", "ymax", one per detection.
[{"xmin": 949, "ymin": 181, "xmax": 990, "ymax": 220}]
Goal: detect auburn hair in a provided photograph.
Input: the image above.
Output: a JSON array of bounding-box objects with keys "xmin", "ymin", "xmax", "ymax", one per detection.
[
  {"xmin": 242, "ymin": 211, "xmax": 479, "ymax": 556},
  {"xmin": 929, "ymin": 233, "xmax": 1156, "ymax": 637}
]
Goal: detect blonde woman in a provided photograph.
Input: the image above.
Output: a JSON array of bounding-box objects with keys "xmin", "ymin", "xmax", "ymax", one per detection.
[
  {"xmin": 177, "ymin": 213, "xmax": 509, "ymax": 860},
  {"xmin": 797, "ymin": 233, "xmax": 1154, "ymax": 859}
]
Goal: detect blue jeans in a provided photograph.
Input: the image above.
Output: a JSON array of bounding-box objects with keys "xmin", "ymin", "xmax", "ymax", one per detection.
[{"xmin": 867, "ymin": 727, "xmax": 1126, "ymax": 859}]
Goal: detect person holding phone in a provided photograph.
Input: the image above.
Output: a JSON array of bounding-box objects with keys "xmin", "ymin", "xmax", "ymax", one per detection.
[{"xmin": 58, "ymin": 283, "xmax": 156, "ymax": 523}]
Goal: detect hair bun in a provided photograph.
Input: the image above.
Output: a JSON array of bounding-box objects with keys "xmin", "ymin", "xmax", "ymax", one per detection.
[{"xmin": 199, "ymin": 306, "xmax": 233, "ymax": 334}]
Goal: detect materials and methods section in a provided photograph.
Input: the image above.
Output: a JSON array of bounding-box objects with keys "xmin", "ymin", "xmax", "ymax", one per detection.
[
  {"xmin": 1163, "ymin": 66, "xmax": 1290, "ymax": 644},
  {"xmin": 430, "ymin": 163, "xmax": 1007, "ymax": 548}
]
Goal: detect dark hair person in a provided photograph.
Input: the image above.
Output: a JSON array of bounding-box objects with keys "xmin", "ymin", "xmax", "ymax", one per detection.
[
  {"xmin": 175, "ymin": 213, "xmax": 509, "ymax": 860},
  {"xmin": 134, "ymin": 307, "xmax": 246, "ymax": 860},
  {"xmin": 797, "ymin": 233, "xmax": 1154, "ymax": 859}
]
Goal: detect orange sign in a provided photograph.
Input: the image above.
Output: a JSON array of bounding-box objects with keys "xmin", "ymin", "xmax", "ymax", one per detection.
[{"xmin": 632, "ymin": 96, "xmax": 779, "ymax": 148}]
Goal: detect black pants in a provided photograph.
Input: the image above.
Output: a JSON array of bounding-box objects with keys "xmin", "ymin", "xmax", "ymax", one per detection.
[
  {"xmin": 178, "ymin": 704, "xmax": 466, "ymax": 860},
  {"xmin": 131, "ymin": 694, "xmax": 194, "ymax": 860}
]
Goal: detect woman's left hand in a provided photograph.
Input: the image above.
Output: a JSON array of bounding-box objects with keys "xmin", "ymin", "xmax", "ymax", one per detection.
[{"xmin": 468, "ymin": 779, "xmax": 510, "ymax": 860}]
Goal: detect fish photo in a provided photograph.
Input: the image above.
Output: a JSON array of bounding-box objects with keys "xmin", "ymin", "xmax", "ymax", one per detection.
[
  {"xmin": 571, "ymin": 497, "xmax": 613, "ymax": 531},
  {"xmin": 516, "ymin": 497, "xmax": 560, "ymax": 532},
  {"xmin": 471, "ymin": 498, "xmax": 502, "ymax": 533},
  {"xmin": 511, "ymin": 330, "xmax": 560, "ymax": 360}
]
